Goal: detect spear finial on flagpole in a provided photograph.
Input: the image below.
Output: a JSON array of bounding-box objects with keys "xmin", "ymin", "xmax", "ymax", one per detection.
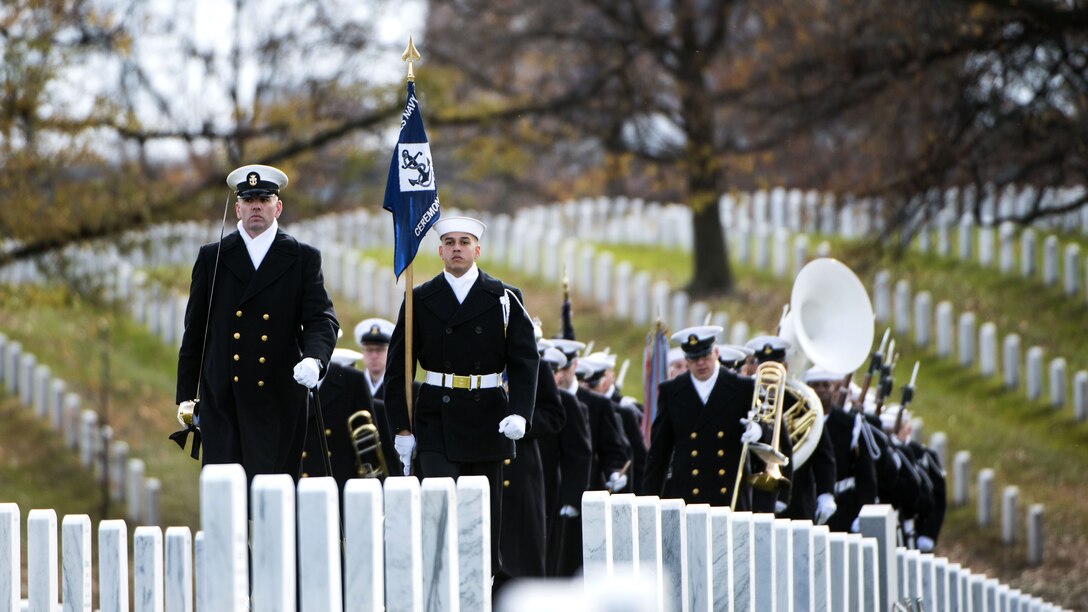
[{"xmin": 402, "ymin": 36, "xmax": 421, "ymax": 82}]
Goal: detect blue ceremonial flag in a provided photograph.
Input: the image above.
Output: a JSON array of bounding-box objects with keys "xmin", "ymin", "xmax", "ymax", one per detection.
[{"xmin": 383, "ymin": 81, "xmax": 440, "ymax": 279}]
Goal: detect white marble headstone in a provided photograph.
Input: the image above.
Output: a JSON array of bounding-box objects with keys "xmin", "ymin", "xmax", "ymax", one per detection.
[
  {"xmin": 251, "ymin": 474, "xmax": 296, "ymax": 612},
  {"xmin": 977, "ymin": 468, "xmax": 995, "ymax": 528},
  {"xmin": 384, "ymin": 477, "xmax": 424, "ymax": 612},
  {"xmin": 199, "ymin": 464, "xmax": 248, "ymax": 612},
  {"xmin": 420, "ymin": 478, "xmax": 459, "ymax": 612},
  {"xmin": 685, "ymin": 504, "xmax": 712, "ymax": 612},
  {"xmin": 61, "ymin": 514, "xmax": 92, "ymax": 612},
  {"xmin": 99, "ymin": 519, "xmax": 130, "ymax": 612},
  {"xmin": 27, "ymin": 509, "xmax": 58, "ymax": 612},
  {"xmin": 957, "ymin": 312, "xmax": 976, "ymax": 367},
  {"xmin": 344, "ymin": 479, "xmax": 384, "ymax": 612},
  {"xmin": 660, "ymin": 499, "xmax": 688, "ymax": 608},
  {"xmin": 636, "ymin": 496, "xmax": 665, "ymax": 612},
  {"xmin": 1003, "ymin": 334, "xmax": 1021, "ymax": 390},
  {"xmin": 857, "ymin": 504, "xmax": 899, "ymax": 611},
  {"xmin": 134, "ymin": 526, "xmax": 164, "ymax": 612},
  {"xmin": 979, "ymin": 323, "xmax": 997, "ymax": 378},
  {"xmin": 164, "ymin": 527, "xmax": 192, "ymax": 612}
]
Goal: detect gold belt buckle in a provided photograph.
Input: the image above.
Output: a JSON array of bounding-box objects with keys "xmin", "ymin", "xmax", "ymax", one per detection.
[{"xmin": 451, "ymin": 374, "xmax": 471, "ymax": 389}]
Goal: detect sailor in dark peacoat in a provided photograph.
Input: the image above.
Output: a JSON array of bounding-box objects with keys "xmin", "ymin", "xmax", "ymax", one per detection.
[{"xmin": 176, "ymin": 165, "xmax": 338, "ymax": 481}]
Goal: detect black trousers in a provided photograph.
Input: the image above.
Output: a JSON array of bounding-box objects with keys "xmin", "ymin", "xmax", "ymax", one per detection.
[{"xmin": 418, "ymin": 451, "xmax": 504, "ymax": 575}]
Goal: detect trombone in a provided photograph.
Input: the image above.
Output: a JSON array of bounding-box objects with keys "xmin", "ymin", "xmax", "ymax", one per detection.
[
  {"xmin": 731, "ymin": 361, "xmax": 792, "ymax": 510},
  {"xmin": 348, "ymin": 409, "xmax": 389, "ymax": 479}
]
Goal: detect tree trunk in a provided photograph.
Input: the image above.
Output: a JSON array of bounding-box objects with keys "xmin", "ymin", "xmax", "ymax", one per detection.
[{"xmin": 688, "ymin": 176, "xmax": 734, "ymax": 297}]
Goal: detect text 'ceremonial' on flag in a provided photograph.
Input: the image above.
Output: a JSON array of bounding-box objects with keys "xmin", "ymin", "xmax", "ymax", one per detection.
[{"xmin": 383, "ymin": 81, "xmax": 440, "ymax": 279}]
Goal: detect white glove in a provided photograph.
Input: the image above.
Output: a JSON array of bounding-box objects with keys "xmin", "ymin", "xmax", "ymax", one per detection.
[
  {"xmin": 850, "ymin": 517, "xmax": 861, "ymax": 533},
  {"xmin": 740, "ymin": 418, "xmax": 763, "ymax": 445},
  {"xmin": 815, "ymin": 493, "xmax": 837, "ymax": 525},
  {"xmin": 394, "ymin": 434, "xmax": 416, "ymax": 476},
  {"xmin": 293, "ymin": 357, "xmax": 321, "ymax": 389},
  {"xmin": 177, "ymin": 400, "xmax": 196, "ymax": 427},
  {"xmin": 498, "ymin": 415, "xmax": 527, "ymax": 440},
  {"xmin": 917, "ymin": 535, "xmax": 935, "ymax": 552},
  {"xmin": 559, "ymin": 505, "xmax": 580, "ymax": 518},
  {"xmin": 774, "ymin": 500, "xmax": 788, "ymax": 514},
  {"xmin": 606, "ymin": 471, "xmax": 628, "ymax": 492}
]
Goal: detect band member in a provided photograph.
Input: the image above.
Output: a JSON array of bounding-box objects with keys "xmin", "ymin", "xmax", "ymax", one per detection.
[
  {"xmin": 641, "ymin": 326, "xmax": 767, "ymax": 508},
  {"xmin": 499, "ymin": 343, "xmax": 567, "ymax": 580},
  {"xmin": 301, "ymin": 347, "xmax": 394, "ymax": 487},
  {"xmin": 888, "ymin": 407, "xmax": 945, "ymax": 551},
  {"xmin": 667, "ymin": 346, "xmax": 688, "ymax": 380},
  {"xmin": 175, "ymin": 164, "xmax": 338, "ymax": 481},
  {"xmin": 576, "ymin": 358, "xmax": 631, "ymax": 493},
  {"xmin": 805, "ymin": 366, "xmax": 878, "ymax": 532},
  {"xmin": 743, "ymin": 335, "xmax": 796, "ymax": 513},
  {"xmin": 545, "ymin": 338, "xmax": 593, "ymax": 577},
  {"xmin": 582, "ymin": 351, "xmax": 646, "ymax": 493},
  {"xmin": 353, "ymin": 317, "xmax": 395, "ymax": 400},
  {"xmin": 385, "ymin": 215, "xmax": 539, "ymax": 574}
]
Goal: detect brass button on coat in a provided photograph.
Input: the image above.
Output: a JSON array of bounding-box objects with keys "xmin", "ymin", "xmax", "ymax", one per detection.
[
  {"xmin": 717, "ymin": 431, "xmax": 725, "ymax": 438},
  {"xmin": 261, "ymin": 335, "xmax": 268, "ymax": 341},
  {"xmin": 263, "ymin": 314, "xmax": 270, "ymax": 320},
  {"xmin": 258, "ymin": 380, "xmax": 265, "ymax": 387},
  {"xmin": 690, "ymin": 432, "xmax": 698, "ymax": 440},
  {"xmin": 325, "ymin": 429, "xmax": 332, "ymax": 436},
  {"xmin": 719, "ymin": 469, "xmax": 726, "ymax": 476},
  {"xmin": 503, "ymin": 459, "xmax": 511, "ymax": 465},
  {"xmin": 233, "ymin": 332, "xmax": 240, "ymax": 340},
  {"xmin": 717, "ymin": 450, "xmax": 725, "ymax": 457},
  {"xmin": 233, "ymin": 376, "xmax": 239, "ymax": 382},
  {"xmin": 233, "ymin": 354, "xmax": 239, "ymax": 361},
  {"xmin": 235, "ymin": 310, "xmax": 242, "ymax": 318},
  {"xmin": 690, "ymin": 450, "xmax": 698, "ymax": 457},
  {"xmin": 503, "ymin": 480, "xmax": 510, "ymax": 487},
  {"xmin": 720, "ymin": 487, "xmax": 727, "ymax": 495},
  {"xmin": 692, "ymin": 469, "xmax": 699, "ymax": 476},
  {"xmin": 692, "ymin": 488, "xmax": 700, "ymax": 495},
  {"xmin": 259, "ymin": 357, "xmax": 266, "ymax": 364}
]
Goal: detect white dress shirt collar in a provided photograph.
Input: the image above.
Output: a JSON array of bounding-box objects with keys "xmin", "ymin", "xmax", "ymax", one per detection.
[
  {"xmin": 237, "ymin": 219, "xmax": 278, "ymax": 269},
  {"xmin": 565, "ymin": 378, "xmax": 580, "ymax": 395},
  {"xmin": 366, "ymin": 372, "xmax": 384, "ymax": 398},
  {"xmin": 443, "ymin": 263, "xmax": 479, "ymax": 304},
  {"xmin": 691, "ymin": 363, "xmax": 721, "ymax": 405}
]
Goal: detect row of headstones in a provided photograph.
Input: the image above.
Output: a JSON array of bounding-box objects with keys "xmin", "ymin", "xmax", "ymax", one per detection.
[
  {"xmin": 581, "ymin": 492, "xmax": 1064, "ymax": 612},
  {"xmin": 0, "ymin": 333, "xmax": 160, "ymax": 527},
  {"xmin": 0, "ymin": 464, "xmax": 494, "ymax": 612},
  {"xmin": 915, "ymin": 218, "xmax": 1088, "ymax": 306},
  {"xmin": 930, "ymin": 436, "xmax": 1048, "ymax": 567},
  {"xmin": 871, "ymin": 273, "xmax": 1088, "ymax": 422}
]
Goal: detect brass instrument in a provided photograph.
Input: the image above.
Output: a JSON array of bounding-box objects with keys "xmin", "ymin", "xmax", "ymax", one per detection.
[
  {"xmin": 775, "ymin": 257, "xmax": 875, "ymax": 470},
  {"xmin": 348, "ymin": 410, "xmax": 389, "ymax": 479},
  {"xmin": 731, "ymin": 361, "xmax": 792, "ymax": 510}
]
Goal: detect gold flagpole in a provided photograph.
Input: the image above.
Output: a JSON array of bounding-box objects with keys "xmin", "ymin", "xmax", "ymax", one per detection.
[{"xmin": 402, "ymin": 37, "xmax": 421, "ymax": 430}]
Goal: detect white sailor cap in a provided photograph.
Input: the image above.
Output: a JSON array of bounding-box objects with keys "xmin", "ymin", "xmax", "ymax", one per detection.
[
  {"xmin": 433, "ymin": 216, "xmax": 486, "ymax": 240},
  {"xmin": 226, "ymin": 164, "xmax": 288, "ymax": 197},
  {"xmin": 745, "ymin": 335, "xmax": 792, "ymax": 363},
  {"xmin": 354, "ymin": 318, "xmax": 395, "ymax": 346},
  {"xmin": 551, "ymin": 339, "xmax": 586, "ymax": 360},
  {"xmin": 671, "ymin": 325, "xmax": 723, "ymax": 359},
  {"xmin": 582, "ymin": 351, "xmax": 617, "ymax": 370},
  {"xmin": 716, "ymin": 344, "xmax": 748, "ymax": 366},
  {"xmin": 667, "ymin": 346, "xmax": 686, "ymax": 364},
  {"xmin": 330, "ymin": 347, "xmax": 363, "ymax": 367},
  {"xmin": 804, "ymin": 365, "xmax": 848, "ymax": 384},
  {"xmin": 537, "ymin": 338, "xmax": 555, "ymax": 353},
  {"xmin": 879, "ymin": 403, "xmax": 909, "ymax": 433},
  {"xmin": 541, "ymin": 347, "xmax": 568, "ymax": 369}
]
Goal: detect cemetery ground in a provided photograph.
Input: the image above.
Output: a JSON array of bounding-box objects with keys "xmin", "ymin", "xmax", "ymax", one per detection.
[{"xmin": 2, "ymin": 234, "xmax": 1088, "ymax": 609}]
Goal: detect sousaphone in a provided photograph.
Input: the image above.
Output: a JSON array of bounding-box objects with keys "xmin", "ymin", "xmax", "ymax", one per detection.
[{"xmin": 776, "ymin": 258, "xmax": 875, "ymax": 468}]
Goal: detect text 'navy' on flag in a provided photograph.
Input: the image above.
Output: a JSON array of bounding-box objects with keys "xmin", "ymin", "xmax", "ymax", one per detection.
[{"xmin": 383, "ymin": 81, "xmax": 440, "ymax": 279}]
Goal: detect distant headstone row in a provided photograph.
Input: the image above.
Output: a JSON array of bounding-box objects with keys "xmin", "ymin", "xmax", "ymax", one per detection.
[{"xmin": 0, "ymin": 333, "xmax": 159, "ymax": 527}]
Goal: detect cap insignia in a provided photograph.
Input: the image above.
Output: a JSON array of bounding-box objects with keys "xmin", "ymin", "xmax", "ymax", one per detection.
[
  {"xmin": 762, "ymin": 345, "xmax": 773, "ymax": 355},
  {"xmin": 247, "ymin": 172, "xmax": 259, "ymax": 186},
  {"xmin": 370, "ymin": 325, "xmax": 380, "ymax": 335},
  {"xmin": 688, "ymin": 334, "xmax": 698, "ymax": 345}
]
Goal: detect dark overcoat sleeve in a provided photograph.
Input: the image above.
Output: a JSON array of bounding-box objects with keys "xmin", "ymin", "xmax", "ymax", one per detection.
[
  {"xmin": 297, "ymin": 244, "xmax": 338, "ymax": 369},
  {"xmin": 640, "ymin": 382, "xmax": 676, "ymax": 496},
  {"xmin": 556, "ymin": 393, "xmax": 592, "ymax": 508},
  {"xmin": 384, "ymin": 298, "xmax": 416, "ymax": 434},
  {"xmin": 503, "ymin": 286, "xmax": 539, "ymax": 424},
  {"xmin": 527, "ymin": 362, "xmax": 566, "ymax": 439},
  {"xmin": 177, "ymin": 244, "xmax": 213, "ymax": 404}
]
